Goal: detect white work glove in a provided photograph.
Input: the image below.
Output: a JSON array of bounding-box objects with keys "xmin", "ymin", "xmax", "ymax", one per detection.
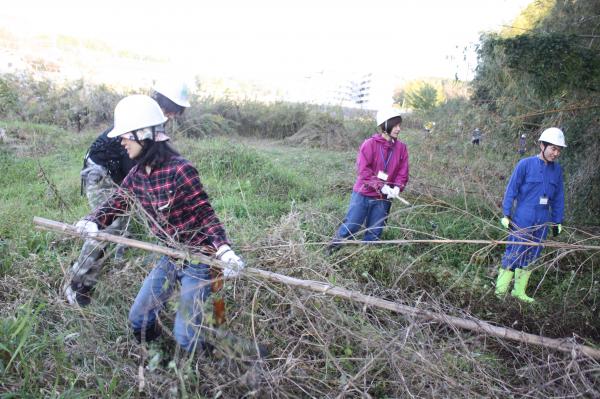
[
  {"xmin": 216, "ymin": 245, "xmax": 245, "ymax": 278},
  {"xmin": 381, "ymin": 184, "xmax": 393, "ymax": 197},
  {"xmin": 74, "ymin": 220, "xmax": 98, "ymax": 237},
  {"xmin": 381, "ymin": 184, "xmax": 400, "ymax": 199}
]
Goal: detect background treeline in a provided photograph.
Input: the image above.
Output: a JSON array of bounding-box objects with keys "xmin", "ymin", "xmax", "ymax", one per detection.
[{"xmin": 0, "ymin": 72, "xmax": 376, "ymax": 149}]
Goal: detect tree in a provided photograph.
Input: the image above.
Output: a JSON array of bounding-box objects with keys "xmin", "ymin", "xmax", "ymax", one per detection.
[
  {"xmin": 392, "ymin": 87, "xmax": 405, "ymax": 108},
  {"xmin": 405, "ymin": 81, "xmax": 439, "ymax": 111}
]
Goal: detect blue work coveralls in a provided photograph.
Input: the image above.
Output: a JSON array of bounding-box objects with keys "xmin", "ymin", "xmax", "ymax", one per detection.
[{"xmin": 501, "ymin": 156, "xmax": 564, "ymax": 269}]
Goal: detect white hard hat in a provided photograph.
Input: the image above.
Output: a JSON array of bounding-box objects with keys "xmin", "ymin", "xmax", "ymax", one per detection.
[
  {"xmin": 376, "ymin": 108, "xmax": 403, "ymax": 127},
  {"xmin": 538, "ymin": 127, "xmax": 566, "ymax": 147},
  {"xmin": 107, "ymin": 95, "xmax": 168, "ymax": 138},
  {"xmin": 153, "ymin": 80, "xmax": 191, "ymax": 107}
]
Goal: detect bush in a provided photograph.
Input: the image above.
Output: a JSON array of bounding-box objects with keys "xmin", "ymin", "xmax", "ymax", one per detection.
[
  {"xmin": 0, "ymin": 73, "xmax": 122, "ymax": 131},
  {"xmin": 186, "ymin": 96, "xmax": 310, "ymax": 139},
  {"xmin": 180, "ymin": 113, "xmax": 238, "ymax": 138}
]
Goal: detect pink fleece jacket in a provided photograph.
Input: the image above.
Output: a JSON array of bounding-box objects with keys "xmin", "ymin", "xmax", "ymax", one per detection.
[{"xmin": 352, "ymin": 133, "xmax": 409, "ymax": 198}]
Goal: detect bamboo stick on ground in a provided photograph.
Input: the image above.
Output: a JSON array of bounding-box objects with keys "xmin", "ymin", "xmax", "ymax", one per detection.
[{"xmin": 33, "ymin": 216, "xmax": 600, "ymax": 360}]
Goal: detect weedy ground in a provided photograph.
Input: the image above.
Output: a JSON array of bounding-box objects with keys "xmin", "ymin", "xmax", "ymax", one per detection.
[{"xmin": 1, "ymin": 120, "xmax": 599, "ymax": 398}]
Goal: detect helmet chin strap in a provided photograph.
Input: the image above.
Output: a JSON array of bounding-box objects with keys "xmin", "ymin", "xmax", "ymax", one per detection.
[
  {"xmin": 382, "ymin": 120, "xmax": 395, "ymax": 142},
  {"xmin": 540, "ymin": 142, "xmax": 552, "ymax": 162},
  {"xmin": 381, "ymin": 132, "xmax": 395, "ymax": 143},
  {"xmin": 131, "ymin": 131, "xmax": 143, "ymax": 147},
  {"xmin": 131, "ymin": 131, "xmax": 144, "ymax": 161}
]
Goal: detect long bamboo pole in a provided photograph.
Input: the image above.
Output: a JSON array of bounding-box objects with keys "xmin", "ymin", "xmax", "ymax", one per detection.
[
  {"xmin": 264, "ymin": 238, "xmax": 600, "ymax": 251},
  {"xmin": 33, "ymin": 216, "xmax": 600, "ymax": 360}
]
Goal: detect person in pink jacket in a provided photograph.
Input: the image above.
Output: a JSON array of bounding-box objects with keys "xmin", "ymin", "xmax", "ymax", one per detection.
[{"xmin": 327, "ymin": 108, "xmax": 409, "ymax": 253}]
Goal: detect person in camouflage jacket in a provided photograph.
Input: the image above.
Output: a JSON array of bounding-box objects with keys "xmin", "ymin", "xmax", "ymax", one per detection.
[{"xmin": 65, "ymin": 81, "xmax": 191, "ymax": 306}]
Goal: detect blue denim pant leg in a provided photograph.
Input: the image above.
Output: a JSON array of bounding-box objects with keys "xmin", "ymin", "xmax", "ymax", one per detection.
[
  {"xmin": 335, "ymin": 192, "xmax": 370, "ymax": 241},
  {"xmin": 363, "ymin": 197, "xmax": 391, "ymax": 241},
  {"xmin": 129, "ymin": 256, "xmax": 176, "ymax": 334},
  {"xmin": 173, "ymin": 263, "xmax": 211, "ymax": 352}
]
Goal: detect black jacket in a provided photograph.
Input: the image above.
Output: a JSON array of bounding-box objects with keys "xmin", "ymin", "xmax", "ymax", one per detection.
[{"xmin": 86, "ymin": 126, "xmax": 136, "ymax": 185}]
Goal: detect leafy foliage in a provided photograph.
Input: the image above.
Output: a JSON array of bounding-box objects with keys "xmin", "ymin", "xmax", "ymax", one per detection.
[
  {"xmin": 0, "ymin": 73, "xmax": 122, "ymax": 131},
  {"xmin": 500, "ymin": 0, "xmax": 555, "ymax": 37},
  {"xmin": 474, "ymin": 33, "xmax": 600, "ymax": 100},
  {"xmin": 184, "ymin": 96, "xmax": 310, "ymax": 139},
  {"xmin": 405, "ymin": 82, "xmax": 438, "ymax": 111},
  {"xmin": 395, "ymin": 79, "xmax": 466, "ymax": 114}
]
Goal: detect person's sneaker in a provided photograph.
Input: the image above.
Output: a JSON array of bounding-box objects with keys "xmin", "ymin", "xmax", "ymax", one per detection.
[{"xmin": 133, "ymin": 323, "xmax": 162, "ymax": 344}]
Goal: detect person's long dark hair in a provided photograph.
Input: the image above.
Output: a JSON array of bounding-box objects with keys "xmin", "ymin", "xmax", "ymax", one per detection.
[{"xmin": 135, "ymin": 139, "xmax": 180, "ymax": 170}]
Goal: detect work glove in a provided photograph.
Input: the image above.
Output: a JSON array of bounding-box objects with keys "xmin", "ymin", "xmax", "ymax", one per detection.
[
  {"xmin": 75, "ymin": 219, "xmax": 98, "ymax": 237},
  {"xmin": 381, "ymin": 184, "xmax": 400, "ymax": 199},
  {"xmin": 500, "ymin": 216, "xmax": 510, "ymax": 230},
  {"xmin": 552, "ymin": 224, "xmax": 562, "ymax": 237},
  {"xmin": 381, "ymin": 184, "xmax": 393, "ymax": 197},
  {"xmin": 216, "ymin": 245, "xmax": 245, "ymax": 278},
  {"xmin": 389, "ymin": 186, "xmax": 400, "ymax": 199}
]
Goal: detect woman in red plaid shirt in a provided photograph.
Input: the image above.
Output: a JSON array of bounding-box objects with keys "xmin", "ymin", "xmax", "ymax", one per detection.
[{"xmin": 75, "ymin": 94, "xmax": 244, "ymax": 352}]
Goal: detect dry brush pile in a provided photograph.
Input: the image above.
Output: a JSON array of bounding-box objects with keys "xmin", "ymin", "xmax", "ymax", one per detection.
[{"xmin": 12, "ymin": 197, "xmax": 599, "ymax": 398}]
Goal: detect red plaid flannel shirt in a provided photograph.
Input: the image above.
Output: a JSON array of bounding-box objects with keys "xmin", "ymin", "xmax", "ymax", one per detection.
[{"xmin": 88, "ymin": 156, "xmax": 229, "ymax": 253}]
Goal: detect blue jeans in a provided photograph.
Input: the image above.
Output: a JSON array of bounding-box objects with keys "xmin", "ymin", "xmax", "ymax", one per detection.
[
  {"xmin": 128, "ymin": 256, "xmax": 211, "ymax": 352},
  {"xmin": 334, "ymin": 191, "xmax": 392, "ymax": 243}
]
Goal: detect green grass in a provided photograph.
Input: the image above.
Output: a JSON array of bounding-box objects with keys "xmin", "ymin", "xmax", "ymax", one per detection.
[{"xmin": 1, "ymin": 119, "xmax": 598, "ymax": 397}]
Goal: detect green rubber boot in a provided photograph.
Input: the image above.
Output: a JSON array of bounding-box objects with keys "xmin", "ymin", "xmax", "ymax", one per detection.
[
  {"xmin": 511, "ymin": 268, "xmax": 535, "ymax": 303},
  {"xmin": 494, "ymin": 268, "xmax": 514, "ymax": 298}
]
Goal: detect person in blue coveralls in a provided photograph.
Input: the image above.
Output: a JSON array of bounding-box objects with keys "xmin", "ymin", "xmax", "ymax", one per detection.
[{"xmin": 494, "ymin": 127, "xmax": 566, "ymax": 303}]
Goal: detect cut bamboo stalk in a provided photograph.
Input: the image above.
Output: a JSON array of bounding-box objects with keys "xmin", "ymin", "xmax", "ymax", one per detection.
[{"xmin": 33, "ymin": 216, "xmax": 600, "ymax": 360}]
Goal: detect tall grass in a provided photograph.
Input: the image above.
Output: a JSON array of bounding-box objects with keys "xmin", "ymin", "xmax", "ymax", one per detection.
[{"xmin": 1, "ymin": 117, "xmax": 598, "ymax": 397}]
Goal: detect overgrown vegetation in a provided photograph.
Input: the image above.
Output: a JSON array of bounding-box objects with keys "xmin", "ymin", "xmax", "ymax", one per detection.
[
  {"xmin": 0, "ymin": 73, "xmax": 375, "ymax": 151},
  {"xmin": 1, "ymin": 1, "xmax": 599, "ymax": 396},
  {"xmin": 395, "ymin": 0, "xmax": 600, "ymax": 224},
  {"xmin": 1, "ymin": 118, "xmax": 598, "ymax": 397}
]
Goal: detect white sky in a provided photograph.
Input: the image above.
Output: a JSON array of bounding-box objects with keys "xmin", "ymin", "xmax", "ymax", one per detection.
[{"xmin": 1, "ymin": 0, "xmax": 531, "ymax": 105}]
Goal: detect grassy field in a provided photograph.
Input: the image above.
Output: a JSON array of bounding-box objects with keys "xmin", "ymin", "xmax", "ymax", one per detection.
[{"xmin": 1, "ymin": 120, "xmax": 599, "ymax": 398}]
